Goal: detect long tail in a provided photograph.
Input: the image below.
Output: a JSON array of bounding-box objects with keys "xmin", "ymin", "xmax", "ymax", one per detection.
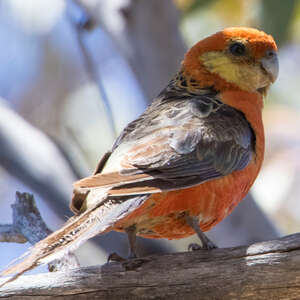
[{"xmin": 0, "ymin": 194, "xmax": 147, "ymax": 287}]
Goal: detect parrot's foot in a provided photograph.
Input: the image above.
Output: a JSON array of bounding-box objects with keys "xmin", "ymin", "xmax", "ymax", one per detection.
[
  {"xmin": 122, "ymin": 258, "xmax": 149, "ymax": 271},
  {"xmin": 107, "ymin": 252, "xmax": 126, "ymax": 263},
  {"xmin": 185, "ymin": 215, "xmax": 218, "ymax": 250},
  {"xmin": 107, "ymin": 251, "xmax": 137, "ymax": 263},
  {"xmin": 107, "ymin": 226, "xmax": 138, "ymax": 263},
  {"xmin": 188, "ymin": 240, "xmax": 217, "ymax": 251},
  {"xmin": 107, "ymin": 252, "xmax": 149, "ymax": 271}
]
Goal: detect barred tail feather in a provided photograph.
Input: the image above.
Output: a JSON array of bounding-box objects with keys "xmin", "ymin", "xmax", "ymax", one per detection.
[{"xmin": 0, "ymin": 195, "xmax": 148, "ymax": 287}]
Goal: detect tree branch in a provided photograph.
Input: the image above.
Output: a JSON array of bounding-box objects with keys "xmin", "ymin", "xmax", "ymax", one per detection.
[
  {"xmin": 1, "ymin": 233, "xmax": 300, "ymax": 299},
  {"xmin": 0, "ymin": 192, "xmax": 79, "ymax": 272},
  {"xmin": 0, "ymin": 225, "xmax": 26, "ymax": 244}
]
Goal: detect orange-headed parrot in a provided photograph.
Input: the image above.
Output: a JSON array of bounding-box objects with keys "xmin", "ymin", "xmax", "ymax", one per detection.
[{"xmin": 0, "ymin": 27, "xmax": 279, "ymax": 286}]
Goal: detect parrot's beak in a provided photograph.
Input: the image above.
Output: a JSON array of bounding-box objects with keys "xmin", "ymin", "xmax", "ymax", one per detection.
[{"xmin": 260, "ymin": 50, "xmax": 279, "ymax": 83}]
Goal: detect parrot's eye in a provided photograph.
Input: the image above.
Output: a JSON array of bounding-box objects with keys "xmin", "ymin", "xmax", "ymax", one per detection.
[{"xmin": 229, "ymin": 42, "xmax": 246, "ymax": 56}]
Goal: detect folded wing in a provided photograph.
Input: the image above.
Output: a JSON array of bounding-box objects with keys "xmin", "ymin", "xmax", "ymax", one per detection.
[{"xmin": 73, "ymin": 96, "xmax": 254, "ymax": 208}]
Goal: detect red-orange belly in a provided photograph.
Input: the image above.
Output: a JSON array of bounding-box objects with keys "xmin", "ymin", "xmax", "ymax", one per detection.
[{"xmin": 115, "ymin": 159, "xmax": 260, "ymax": 240}]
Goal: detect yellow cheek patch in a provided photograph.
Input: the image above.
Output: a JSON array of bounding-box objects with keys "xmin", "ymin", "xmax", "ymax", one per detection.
[{"xmin": 199, "ymin": 51, "xmax": 265, "ymax": 92}]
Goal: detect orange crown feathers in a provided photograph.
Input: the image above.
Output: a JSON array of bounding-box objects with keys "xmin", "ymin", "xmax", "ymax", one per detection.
[{"xmin": 182, "ymin": 27, "xmax": 278, "ymax": 92}]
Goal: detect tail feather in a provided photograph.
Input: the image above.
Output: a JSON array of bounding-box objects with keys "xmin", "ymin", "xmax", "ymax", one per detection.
[{"xmin": 0, "ymin": 194, "xmax": 148, "ymax": 287}]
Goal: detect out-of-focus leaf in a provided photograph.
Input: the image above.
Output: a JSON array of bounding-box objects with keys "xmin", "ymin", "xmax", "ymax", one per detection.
[
  {"xmin": 261, "ymin": 0, "xmax": 297, "ymax": 45},
  {"xmin": 212, "ymin": 0, "xmax": 247, "ymax": 24}
]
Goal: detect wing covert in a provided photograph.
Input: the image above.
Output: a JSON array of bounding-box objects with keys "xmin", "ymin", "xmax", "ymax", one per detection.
[
  {"xmin": 73, "ymin": 85, "xmax": 255, "ymax": 203},
  {"xmin": 110, "ymin": 95, "xmax": 255, "ymax": 192}
]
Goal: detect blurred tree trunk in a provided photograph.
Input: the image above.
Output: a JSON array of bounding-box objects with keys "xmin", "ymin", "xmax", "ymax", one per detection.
[{"xmin": 122, "ymin": 0, "xmax": 187, "ymax": 101}]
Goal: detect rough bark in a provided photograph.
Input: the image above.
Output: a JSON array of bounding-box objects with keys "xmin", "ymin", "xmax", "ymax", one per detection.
[
  {"xmin": 1, "ymin": 233, "xmax": 300, "ymax": 299},
  {"xmin": 0, "ymin": 192, "xmax": 79, "ymax": 272}
]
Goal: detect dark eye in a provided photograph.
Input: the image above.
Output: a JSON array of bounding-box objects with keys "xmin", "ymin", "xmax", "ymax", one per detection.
[{"xmin": 229, "ymin": 42, "xmax": 246, "ymax": 56}]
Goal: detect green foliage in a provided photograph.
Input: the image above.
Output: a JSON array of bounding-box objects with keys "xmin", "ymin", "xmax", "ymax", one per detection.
[{"xmin": 260, "ymin": 0, "xmax": 297, "ymax": 45}]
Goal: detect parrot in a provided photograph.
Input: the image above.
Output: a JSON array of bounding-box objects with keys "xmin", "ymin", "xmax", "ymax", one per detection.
[{"xmin": 0, "ymin": 27, "xmax": 278, "ymax": 287}]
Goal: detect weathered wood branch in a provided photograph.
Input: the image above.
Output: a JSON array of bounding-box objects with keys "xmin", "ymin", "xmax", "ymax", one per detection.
[
  {"xmin": 0, "ymin": 225, "xmax": 26, "ymax": 244},
  {"xmin": 0, "ymin": 192, "xmax": 79, "ymax": 272},
  {"xmin": 1, "ymin": 233, "xmax": 300, "ymax": 299}
]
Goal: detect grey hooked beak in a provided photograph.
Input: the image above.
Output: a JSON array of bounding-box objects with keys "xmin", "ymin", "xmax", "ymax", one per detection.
[{"xmin": 260, "ymin": 50, "xmax": 279, "ymax": 83}]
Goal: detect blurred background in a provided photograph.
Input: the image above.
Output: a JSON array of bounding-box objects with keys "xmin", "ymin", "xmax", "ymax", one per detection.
[{"xmin": 0, "ymin": 0, "xmax": 299, "ymax": 272}]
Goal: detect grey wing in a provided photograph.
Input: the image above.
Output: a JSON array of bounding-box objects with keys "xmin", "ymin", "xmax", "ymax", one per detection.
[
  {"xmin": 72, "ymin": 82, "xmax": 254, "ymax": 211},
  {"xmin": 73, "ymin": 95, "xmax": 254, "ymax": 201},
  {"xmin": 109, "ymin": 98, "xmax": 255, "ymax": 194}
]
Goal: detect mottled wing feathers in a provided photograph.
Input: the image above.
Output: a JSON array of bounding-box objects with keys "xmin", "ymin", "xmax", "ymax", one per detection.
[
  {"xmin": 117, "ymin": 92, "xmax": 253, "ymax": 177},
  {"xmin": 73, "ymin": 86, "xmax": 254, "ymax": 200}
]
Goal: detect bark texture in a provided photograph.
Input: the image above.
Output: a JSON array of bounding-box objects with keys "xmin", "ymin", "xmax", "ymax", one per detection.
[{"xmin": 1, "ymin": 233, "xmax": 300, "ymax": 299}]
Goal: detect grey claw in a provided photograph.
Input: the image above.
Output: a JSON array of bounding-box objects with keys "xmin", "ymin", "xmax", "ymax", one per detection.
[
  {"xmin": 204, "ymin": 240, "xmax": 218, "ymax": 250},
  {"xmin": 122, "ymin": 258, "xmax": 149, "ymax": 271},
  {"xmin": 188, "ymin": 241, "xmax": 217, "ymax": 251},
  {"xmin": 107, "ymin": 252, "xmax": 126, "ymax": 263},
  {"xmin": 188, "ymin": 243, "xmax": 202, "ymax": 251}
]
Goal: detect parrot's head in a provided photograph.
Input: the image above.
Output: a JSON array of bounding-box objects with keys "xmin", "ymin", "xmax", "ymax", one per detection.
[{"xmin": 183, "ymin": 27, "xmax": 278, "ymax": 95}]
